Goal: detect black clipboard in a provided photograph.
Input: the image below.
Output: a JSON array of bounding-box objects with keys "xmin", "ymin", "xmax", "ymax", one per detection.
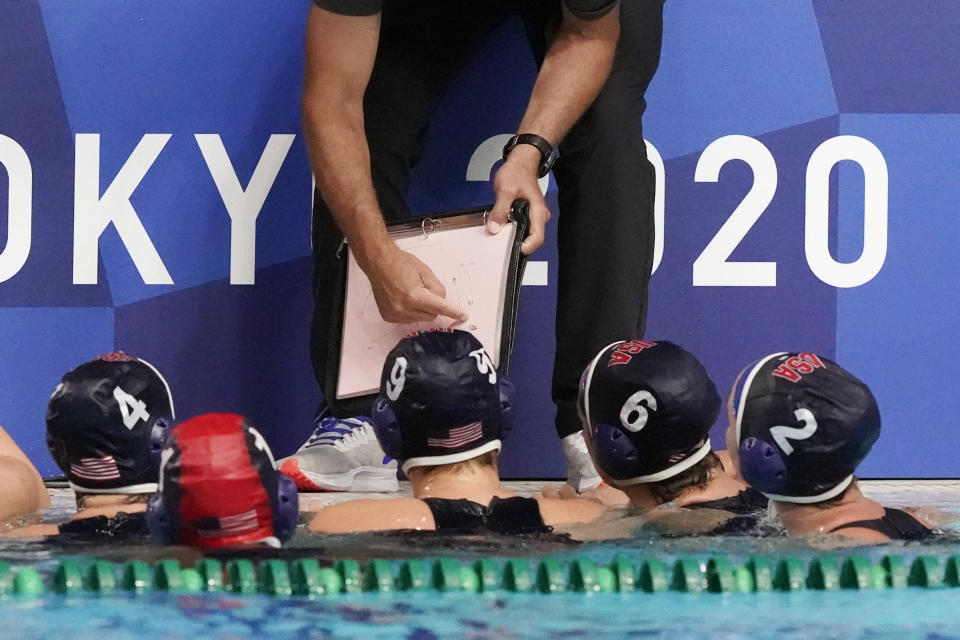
[{"xmin": 325, "ymin": 200, "xmax": 529, "ymax": 418}]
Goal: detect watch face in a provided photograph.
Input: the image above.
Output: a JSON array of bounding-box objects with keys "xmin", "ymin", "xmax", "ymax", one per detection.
[{"xmin": 540, "ymin": 153, "xmax": 557, "ymax": 178}]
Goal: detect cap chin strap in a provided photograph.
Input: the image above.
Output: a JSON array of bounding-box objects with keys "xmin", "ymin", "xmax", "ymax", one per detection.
[
  {"xmin": 735, "ymin": 352, "xmax": 786, "ymax": 445},
  {"xmin": 759, "ymin": 474, "xmax": 854, "ymax": 504},
  {"xmin": 581, "ymin": 341, "xmax": 625, "ymax": 436},
  {"xmin": 69, "ymin": 481, "xmax": 158, "ymax": 495},
  {"xmin": 611, "ymin": 441, "xmax": 713, "ymax": 486},
  {"xmin": 135, "ymin": 356, "xmax": 176, "ymax": 420},
  {"xmin": 194, "ymin": 535, "xmax": 282, "ymax": 550},
  {"xmin": 251, "ymin": 536, "xmax": 281, "ymax": 549},
  {"xmin": 402, "ymin": 440, "xmax": 501, "ymax": 474}
]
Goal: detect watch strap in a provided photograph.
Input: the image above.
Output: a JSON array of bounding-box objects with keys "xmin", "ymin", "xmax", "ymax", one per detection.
[{"xmin": 503, "ymin": 133, "xmax": 557, "ymax": 178}]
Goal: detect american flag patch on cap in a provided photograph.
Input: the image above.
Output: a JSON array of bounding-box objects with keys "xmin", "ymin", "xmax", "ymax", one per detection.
[
  {"xmin": 427, "ymin": 421, "xmax": 483, "ymax": 449},
  {"xmin": 193, "ymin": 508, "xmax": 260, "ymax": 538},
  {"xmin": 70, "ymin": 456, "xmax": 121, "ymax": 481}
]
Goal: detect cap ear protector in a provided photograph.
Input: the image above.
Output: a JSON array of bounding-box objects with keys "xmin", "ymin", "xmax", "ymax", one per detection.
[
  {"xmin": 148, "ymin": 416, "xmax": 172, "ymax": 468},
  {"xmin": 371, "ymin": 395, "xmax": 402, "ymax": 462},
  {"xmin": 590, "ymin": 420, "xmax": 642, "ymax": 480},
  {"xmin": 271, "ymin": 474, "xmax": 299, "ymax": 543},
  {"xmin": 737, "ymin": 436, "xmax": 788, "ymax": 494},
  {"xmin": 146, "ymin": 491, "xmax": 173, "ymax": 545},
  {"xmin": 140, "ymin": 416, "xmax": 172, "ymax": 534},
  {"xmin": 494, "ymin": 376, "xmax": 515, "ymax": 440},
  {"xmin": 46, "ymin": 434, "xmax": 70, "ymax": 478},
  {"xmin": 729, "ymin": 359, "xmax": 789, "ymax": 493}
]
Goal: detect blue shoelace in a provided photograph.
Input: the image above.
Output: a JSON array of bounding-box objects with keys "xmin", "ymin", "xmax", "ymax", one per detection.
[{"xmin": 304, "ymin": 416, "xmax": 371, "ymax": 449}]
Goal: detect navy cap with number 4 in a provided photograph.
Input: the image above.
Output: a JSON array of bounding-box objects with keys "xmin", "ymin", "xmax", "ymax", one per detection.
[{"xmin": 46, "ymin": 352, "xmax": 175, "ymax": 495}]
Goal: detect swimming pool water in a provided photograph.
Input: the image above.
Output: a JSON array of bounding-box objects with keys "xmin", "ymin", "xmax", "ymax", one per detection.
[
  {"xmin": 1, "ymin": 484, "xmax": 958, "ymax": 639},
  {"xmin": 2, "ymin": 588, "xmax": 960, "ymax": 640}
]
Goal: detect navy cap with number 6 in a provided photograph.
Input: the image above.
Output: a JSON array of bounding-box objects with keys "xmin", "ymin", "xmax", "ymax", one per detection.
[{"xmin": 578, "ymin": 340, "xmax": 720, "ymax": 485}]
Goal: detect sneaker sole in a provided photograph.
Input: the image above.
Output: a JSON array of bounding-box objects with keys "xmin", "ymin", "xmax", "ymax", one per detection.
[
  {"xmin": 567, "ymin": 475, "xmax": 603, "ymax": 493},
  {"xmin": 281, "ymin": 459, "xmax": 399, "ymax": 493}
]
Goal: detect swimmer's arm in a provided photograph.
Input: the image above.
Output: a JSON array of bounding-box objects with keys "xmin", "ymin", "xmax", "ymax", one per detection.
[
  {"xmin": 551, "ymin": 510, "xmax": 649, "ymax": 542},
  {"xmin": 540, "ymin": 483, "xmax": 630, "ymax": 507},
  {"xmin": 0, "ymin": 427, "xmax": 50, "ymax": 518},
  {"xmin": 301, "ymin": 6, "xmax": 466, "ymax": 323},
  {"xmin": 3, "ymin": 524, "xmax": 60, "ymax": 538},
  {"xmin": 714, "ymin": 450, "xmax": 742, "ymax": 480},
  {"xmin": 308, "ymin": 499, "xmax": 436, "ymax": 534},
  {"xmin": 901, "ymin": 507, "xmax": 945, "ymax": 530},
  {"xmin": 638, "ymin": 506, "xmax": 737, "ymax": 535},
  {"xmin": 534, "ymin": 495, "xmax": 609, "ymax": 526}
]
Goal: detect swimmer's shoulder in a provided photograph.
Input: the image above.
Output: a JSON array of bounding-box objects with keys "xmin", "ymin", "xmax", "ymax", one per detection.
[
  {"xmin": 827, "ymin": 526, "xmax": 892, "ymax": 542},
  {"xmin": 0, "ymin": 455, "xmax": 50, "ymax": 519},
  {"xmin": 644, "ymin": 506, "xmax": 742, "ymax": 536},
  {"xmin": 308, "ymin": 498, "xmax": 436, "ymax": 534},
  {"xmin": 534, "ymin": 495, "xmax": 608, "ymax": 526}
]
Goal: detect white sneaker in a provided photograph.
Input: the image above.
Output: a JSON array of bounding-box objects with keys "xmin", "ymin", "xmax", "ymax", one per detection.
[
  {"xmin": 280, "ymin": 416, "xmax": 399, "ymax": 492},
  {"xmin": 562, "ymin": 431, "xmax": 603, "ymax": 493}
]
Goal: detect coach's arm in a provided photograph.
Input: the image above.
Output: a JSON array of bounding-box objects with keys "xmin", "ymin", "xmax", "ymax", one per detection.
[
  {"xmin": 488, "ymin": 2, "xmax": 621, "ymax": 254},
  {"xmin": 301, "ymin": 6, "xmax": 468, "ymax": 325}
]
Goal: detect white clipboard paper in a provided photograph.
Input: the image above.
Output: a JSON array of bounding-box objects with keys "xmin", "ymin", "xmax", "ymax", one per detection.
[{"xmin": 326, "ymin": 201, "xmax": 529, "ymax": 417}]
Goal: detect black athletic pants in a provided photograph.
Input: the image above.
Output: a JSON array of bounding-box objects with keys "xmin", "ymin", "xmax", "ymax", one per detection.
[{"xmin": 310, "ymin": 0, "xmax": 664, "ymax": 438}]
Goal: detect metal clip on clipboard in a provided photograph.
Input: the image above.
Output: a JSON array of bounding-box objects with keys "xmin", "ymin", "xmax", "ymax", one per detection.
[{"xmin": 340, "ymin": 207, "xmax": 499, "ymax": 249}]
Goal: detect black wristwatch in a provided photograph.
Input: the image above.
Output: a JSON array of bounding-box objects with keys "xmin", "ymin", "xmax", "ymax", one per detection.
[{"xmin": 502, "ymin": 133, "xmax": 557, "ymax": 178}]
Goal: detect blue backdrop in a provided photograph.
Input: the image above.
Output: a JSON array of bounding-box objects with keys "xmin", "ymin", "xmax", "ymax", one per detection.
[{"xmin": 1, "ymin": 1, "xmax": 957, "ymax": 478}]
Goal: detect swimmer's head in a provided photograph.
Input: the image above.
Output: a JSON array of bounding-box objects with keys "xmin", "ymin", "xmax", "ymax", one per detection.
[
  {"xmin": 46, "ymin": 352, "xmax": 174, "ymax": 496},
  {"xmin": 147, "ymin": 413, "xmax": 298, "ymax": 549},
  {"xmin": 371, "ymin": 330, "xmax": 513, "ymax": 475},
  {"xmin": 731, "ymin": 352, "xmax": 880, "ymax": 504},
  {"xmin": 577, "ymin": 340, "xmax": 720, "ymax": 487}
]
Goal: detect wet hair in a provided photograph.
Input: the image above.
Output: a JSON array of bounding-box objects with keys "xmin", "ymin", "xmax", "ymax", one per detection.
[
  {"xmin": 646, "ymin": 450, "xmax": 723, "ymax": 505},
  {"xmin": 409, "ymin": 450, "xmax": 499, "ymax": 479},
  {"xmin": 75, "ymin": 492, "xmax": 151, "ymax": 510}
]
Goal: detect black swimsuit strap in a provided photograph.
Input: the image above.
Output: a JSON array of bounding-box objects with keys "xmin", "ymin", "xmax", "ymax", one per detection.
[
  {"xmin": 685, "ymin": 488, "xmax": 769, "ymax": 515},
  {"xmin": 56, "ymin": 511, "xmax": 150, "ymax": 540},
  {"xmin": 421, "ymin": 498, "xmax": 486, "ymax": 531},
  {"xmin": 422, "ymin": 497, "xmax": 551, "ymax": 534},
  {"xmin": 830, "ymin": 508, "xmax": 933, "ymax": 541},
  {"xmin": 486, "ymin": 496, "xmax": 550, "ymax": 535}
]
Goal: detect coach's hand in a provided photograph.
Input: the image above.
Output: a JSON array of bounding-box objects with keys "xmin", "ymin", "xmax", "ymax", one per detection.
[
  {"xmin": 488, "ymin": 145, "xmax": 550, "ymax": 255},
  {"xmin": 368, "ymin": 247, "xmax": 468, "ymax": 324}
]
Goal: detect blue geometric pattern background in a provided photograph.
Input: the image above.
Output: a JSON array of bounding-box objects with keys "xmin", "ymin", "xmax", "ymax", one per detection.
[{"xmin": 1, "ymin": 1, "xmax": 957, "ymax": 477}]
